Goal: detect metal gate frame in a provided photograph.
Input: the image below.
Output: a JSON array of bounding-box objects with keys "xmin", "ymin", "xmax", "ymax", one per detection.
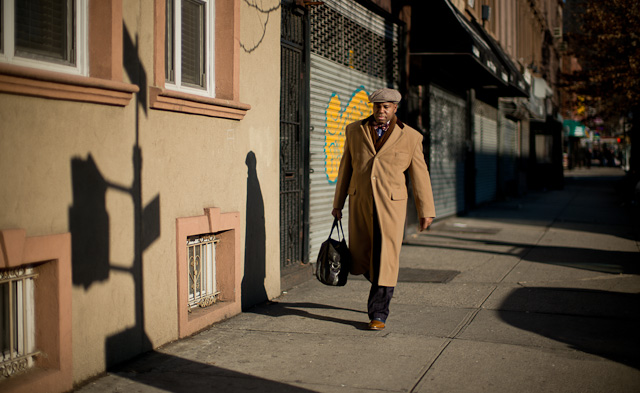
[
  {"xmin": 474, "ymin": 99, "xmax": 499, "ymax": 205},
  {"xmin": 280, "ymin": 2, "xmax": 311, "ymax": 283},
  {"xmin": 427, "ymin": 84, "xmax": 468, "ymax": 219}
]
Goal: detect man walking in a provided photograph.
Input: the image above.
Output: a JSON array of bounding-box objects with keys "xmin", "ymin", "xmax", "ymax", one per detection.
[{"xmin": 331, "ymin": 88, "xmax": 436, "ymax": 330}]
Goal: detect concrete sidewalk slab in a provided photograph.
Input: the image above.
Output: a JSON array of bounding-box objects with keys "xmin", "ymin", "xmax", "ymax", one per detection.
[
  {"xmin": 74, "ymin": 168, "xmax": 639, "ymax": 393},
  {"xmin": 483, "ymin": 285, "xmax": 640, "ymax": 319},
  {"xmin": 459, "ymin": 308, "xmax": 640, "ymax": 361},
  {"xmin": 414, "ymin": 340, "xmax": 640, "ymax": 393},
  {"xmin": 393, "ymin": 282, "xmax": 496, "ymax": 308},
  {"xmin": 501, "ymin": 261, "xmax": 639, "ymax": 286},
  {"xmin": 136, "ymin": 328, "xmax": 448, "ymax": 393}
]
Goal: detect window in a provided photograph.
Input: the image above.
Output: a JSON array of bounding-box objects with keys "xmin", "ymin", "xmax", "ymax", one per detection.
[
  {"xmin": 176, "ymin": 208, "xmax": 241, "ymax": 338},
  {"xmin": 0, "ymin": 1, "xmax": 137, "ymax": 107},
  {"xmin": 0, "ymin": 267, "xmax": 37, "ymax": 378},
  {"xmin": 187, "ymin": 234, "xmax": 218, "ymax": 310},
  {"xmin": 535, "ymin": 134, "xmax": 553, "ymax": 164},
  {"xmin": 0, "ymin": 0, "xmax": 87, "ymax": 76},
  {"xmin": 150, "ymin": 0, "xmax": 250, "ymax": 119},
  {"xmin": 165, "ymin": 0, "xmax": 214, "ymax": 97}
]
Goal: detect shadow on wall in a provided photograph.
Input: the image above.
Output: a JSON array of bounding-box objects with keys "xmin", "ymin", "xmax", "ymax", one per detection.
[
  {"xmin": 498, "ymin": 287, "xmax": 640, "ymax": 370},
  {"xmin": 69, "ymin": 155, "xmax": 110, "ymax": 287},
  {"xmin": 242, "ymin": 151, "xmax": 268, "ymax": 309},
  {"xmin": 241, "ymin": 0, "xmax": 281, "ymax": 53},
  {"xmin": 68, "ymin": 25, "xmax": 160, "ymax": 369}
]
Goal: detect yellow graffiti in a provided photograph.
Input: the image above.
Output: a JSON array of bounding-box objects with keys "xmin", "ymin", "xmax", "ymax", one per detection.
[{"xmin": 324, "ymin": 88, "xmax": 372, "ymax": 183}]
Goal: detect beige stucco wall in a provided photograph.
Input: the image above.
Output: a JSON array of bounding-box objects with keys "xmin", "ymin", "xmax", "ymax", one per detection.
[
  {"xmin": 0, "ymin": 0, "xmax": 281, "ymax": 386},
  {"xmin": 0, "ymin": 86, "xmax": 142, "ymax": 383},
  {"xmin": 239, "ymin": 0, "xmax": 282, "ymax": 303}
]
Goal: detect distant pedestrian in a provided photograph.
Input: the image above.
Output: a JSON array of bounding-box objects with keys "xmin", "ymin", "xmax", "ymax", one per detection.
[{"xmin": 331, "ymin": 88, "xmax": 436, "ymax": 330}]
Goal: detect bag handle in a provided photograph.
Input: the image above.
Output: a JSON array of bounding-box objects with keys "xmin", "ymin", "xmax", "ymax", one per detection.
[{"xmin": 329, "ymin": 217, "xmax": 346, "ymax": 241}]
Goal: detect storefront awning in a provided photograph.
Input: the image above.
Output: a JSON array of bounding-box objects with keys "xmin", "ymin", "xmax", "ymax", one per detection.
[
  {"xmin": 468, "ymin": 18, "xmax": 529, "ymax": 97},
  {"xmin": 409, "ymin": 0, "xmax": 528, "ymax": 98},
  {"xmin": 563, "ymin": 119, "xmax": 588, "ymax": 137}
]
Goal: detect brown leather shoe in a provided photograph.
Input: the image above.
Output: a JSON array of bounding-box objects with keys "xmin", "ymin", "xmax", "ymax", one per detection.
[{"xmin": 368, "ymin": 319, "xmax": 385, "ymax": 330}]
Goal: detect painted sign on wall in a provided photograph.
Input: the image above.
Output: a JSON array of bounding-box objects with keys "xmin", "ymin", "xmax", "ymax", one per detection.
[{"xmin": 324, "ymin": 86, "xmax": 372, "ymax": 183}]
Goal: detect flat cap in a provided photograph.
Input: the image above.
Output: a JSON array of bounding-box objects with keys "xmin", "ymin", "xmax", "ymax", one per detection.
[{"xmin": 368, "ymin": 88, "xmax": 401, "ymax": 103}]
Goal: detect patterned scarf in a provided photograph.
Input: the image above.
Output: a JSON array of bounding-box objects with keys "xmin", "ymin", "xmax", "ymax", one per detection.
[
  {"xmin": 368, "ymin": 116, "xmax": 397, "ymax": 152},
  {"xmin": 375, "ymin": 121, "xmax": 391, "ymax": 138}
]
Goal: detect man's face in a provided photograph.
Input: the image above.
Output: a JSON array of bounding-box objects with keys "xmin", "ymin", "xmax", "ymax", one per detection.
[{"xmin": 373, "ymin": 102, "xmax": 398, "ymax": 124}]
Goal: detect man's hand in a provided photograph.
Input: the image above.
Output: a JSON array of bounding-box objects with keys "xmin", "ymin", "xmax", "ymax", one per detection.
[
  {"xmin": 419, "ymin": 217, "xmax": 433, "ymax": 232},
  {"xmin": 332, "ymin": 208, "xmax": 343, "ymax": 220}
]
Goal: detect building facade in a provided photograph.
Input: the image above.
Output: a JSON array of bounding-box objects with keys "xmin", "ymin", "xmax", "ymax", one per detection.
[
  {"xmin": 1, "ymin": 0, "xmax": 282, "ymax": 391},
  {"xmin": 280, "ymin": 0, "xmax": 564, "ymax": 271},
  {"xmin": 0, "ymin": 0, "xmax": 565, "ymax": 391}
]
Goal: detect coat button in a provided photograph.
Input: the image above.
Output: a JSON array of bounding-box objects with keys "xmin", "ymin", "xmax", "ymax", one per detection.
[{"xmin": 372, "ymin": 176, "xmax": 376, "ymax": 180}]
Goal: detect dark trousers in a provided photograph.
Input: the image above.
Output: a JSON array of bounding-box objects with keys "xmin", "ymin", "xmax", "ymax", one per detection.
[
  {"xmin": 366, "ymin": 201, "xmax": 395, "ymax": 322},
  {"xmin": 367, "ymin": 284, "xmax": 394, "ymax": 321}
]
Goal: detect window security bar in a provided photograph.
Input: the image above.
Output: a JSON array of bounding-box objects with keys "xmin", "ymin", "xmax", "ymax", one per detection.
[
  {"xmin": 187, "ymin": 234, "xmax": 220, "ymax": 312},
  {"xmin": 0, "ymin": 267, "xmax": 39, "ymax": 378}
]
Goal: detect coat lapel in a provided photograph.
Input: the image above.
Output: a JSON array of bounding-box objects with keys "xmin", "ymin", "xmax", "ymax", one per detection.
[
  {"xmin": 359, "ymin": 119, "xmax": 376, "ymax": 156},
  {"xmin": 376, "ymin": 120, "xmax": 403, "ymax": 155}
]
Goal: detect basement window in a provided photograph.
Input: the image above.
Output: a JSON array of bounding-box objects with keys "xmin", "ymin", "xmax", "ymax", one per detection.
[
  {"xmin": 0, "ymin": 267, "xmax": 38, "ymax": 378},
  {"xmin": 187, "ymin": 234, "xmax": 219, "ymax": 310}
]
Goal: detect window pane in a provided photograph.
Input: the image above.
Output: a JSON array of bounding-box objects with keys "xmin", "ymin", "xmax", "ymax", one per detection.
[
  {"xmin": 194, "ymin": 244, "xmax": 201, "ymax": 296},
  {"xmin": 188, "ymin": 246, "xmax": 195, "ymax": 298},
  {"xmin": 13, "ymin": 281, "xmax": 21, "ymax": 354},
  {"xmin": 181, "ymin": 0, "xmax": 205, "ymax": 88},
  {"xmin": 0, "ymin": 282, "xmax": 9, "ymax": 358},
  {"xmin": 535, "ymin": 135, "xmax": 553, "ymax": 164},
  {"xmin": 165, "ymin": 0, "xmax": 175, "ymax": 82},
  {"xmin": 15, "ymin": 0, "xmax": 74, "ymax": 63}
]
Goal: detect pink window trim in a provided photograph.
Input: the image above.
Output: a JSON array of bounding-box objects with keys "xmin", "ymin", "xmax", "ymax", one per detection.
[
  {"xmin": 176, "ymin": 208, "xmax": 242, "ymax": 338},
  {"xmin": 0, "ymin": 1, "xmax": 138, "ymax": 107},
  {"xmin": 151, "ymin": 0, "xmax": 251, "ymax": 120},
  {"xmin": 0, "ymin": 229, "xmax": 73, "ymax": 393}
]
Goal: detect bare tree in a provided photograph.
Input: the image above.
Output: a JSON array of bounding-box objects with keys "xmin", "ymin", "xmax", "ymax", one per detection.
[{"xmin": 564, "ymin": 0, "xmax": 640, "ymax": 172}]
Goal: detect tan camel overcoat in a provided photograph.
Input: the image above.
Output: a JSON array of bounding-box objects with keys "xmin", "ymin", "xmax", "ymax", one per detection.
[{"xmin": 333, "ymin": 117, "xmax": 436, "ymax": 287}]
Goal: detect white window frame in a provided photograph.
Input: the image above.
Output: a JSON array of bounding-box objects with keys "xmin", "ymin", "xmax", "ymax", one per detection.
[
  {"xmin": 1, "ymin": 267, "xmax": 37, "ymax": 378},
  {"xmin": 0, "ymin": 0, "xmax": 88, "ymax": 76},
  {"xmin": 165, "ymin": 0, "xmax": 215, "ymax": 98},
  {"xmin": 187, "ymin": 234, "xmax": 218, "ymax": 309}
]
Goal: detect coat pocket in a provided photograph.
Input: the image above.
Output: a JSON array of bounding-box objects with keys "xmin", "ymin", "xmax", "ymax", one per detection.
[
  {"xmin": 394, "ymin": 151, "xmax": 410, "ymax": 167},
  {"xmin": 391, "ymin": 187, "xmax": 408, "ymax": 200},
  {"xmin": 348, "ymin": 185, "xmax": 356, "ymax": 195}
]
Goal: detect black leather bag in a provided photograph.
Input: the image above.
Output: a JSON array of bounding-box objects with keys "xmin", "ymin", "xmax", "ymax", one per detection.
[{"xmin": 316, "ymin": 218, "xmax": 351, "ymax": 286}]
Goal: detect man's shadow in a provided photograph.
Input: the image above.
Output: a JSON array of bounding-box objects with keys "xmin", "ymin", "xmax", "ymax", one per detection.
[
  {"xmin": 248, "ymin": 300, "xmax": 371, "ymax": 330},
  {"xmin": 242, "ymin": 151, "xmax": 269, "ymax": 309}
]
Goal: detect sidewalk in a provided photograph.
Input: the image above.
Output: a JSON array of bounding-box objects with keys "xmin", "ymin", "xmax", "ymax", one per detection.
[{"xmin": 76, "ymin": 167, "xmax": 640, "ymax": 393}]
